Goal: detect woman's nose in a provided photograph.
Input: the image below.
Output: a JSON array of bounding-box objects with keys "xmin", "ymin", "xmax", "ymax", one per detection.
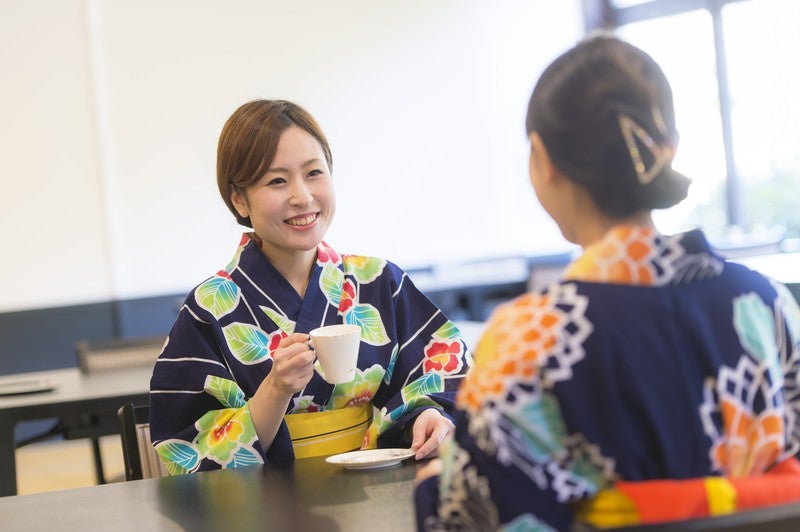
[{"xmin": 289, "ymin": 181, "xmax": 312, "ymax": 205}]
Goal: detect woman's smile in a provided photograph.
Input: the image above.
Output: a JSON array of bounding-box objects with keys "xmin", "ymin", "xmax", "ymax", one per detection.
[{"xmin": 285, "ymin": 212, "xmax": 319, "ymax": 229}]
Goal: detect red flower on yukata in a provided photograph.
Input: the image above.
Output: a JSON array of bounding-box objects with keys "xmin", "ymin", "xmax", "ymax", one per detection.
[
  {"xmin": 423, "ymin": 340, "xmax": 464, "ymax": 375},
  {"xmin": 346, "ymin": 390, "xmax": 373, "ymax": 407},
  {"xmin": 317, "ymin": 241, "xmax": 341, "ymax": 264},
  {"xmin": 216, "ymin": 270, "xmax": 233, "ymax": 280},
  {"xmin": 339, "ymin": 279, "xmax": 356, "ymax": 315},
  {"xmin": 268, "ymin": 330, "xmax": 287, "ymax": 356}
]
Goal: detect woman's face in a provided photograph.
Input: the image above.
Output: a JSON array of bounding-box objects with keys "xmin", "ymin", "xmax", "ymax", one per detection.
[{"xmin": 232, "ymin": 125, "xmax": 335, "ymax": 261}]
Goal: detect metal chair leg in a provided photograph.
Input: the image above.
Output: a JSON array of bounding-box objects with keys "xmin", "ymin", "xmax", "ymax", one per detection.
[{"xmin": 91, "ymin": 437, "xmax": 106, "ymax": 485}]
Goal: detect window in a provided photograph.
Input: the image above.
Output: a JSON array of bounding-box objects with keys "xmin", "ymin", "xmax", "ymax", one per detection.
[
  {"xmin": 587, "ymin": 0, "xmax": 800, "ymax": 247},
  {"xmin": 723, "ymin": 0, "xmax": 800, "ymax": 241}
]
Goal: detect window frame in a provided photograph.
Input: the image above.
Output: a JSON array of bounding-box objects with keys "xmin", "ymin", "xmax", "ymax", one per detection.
[{"xmin": 582, "ymin": 0, "xmax": 751, "ymax": 229}]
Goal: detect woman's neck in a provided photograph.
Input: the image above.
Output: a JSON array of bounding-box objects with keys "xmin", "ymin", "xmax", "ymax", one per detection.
[
  {"xmin": 557, "ymin": 178, "xmax": 656, "ymax": 250},
  {"xmin": 250, "ymin": 234, "xmax": 317, "ymax": 298}
]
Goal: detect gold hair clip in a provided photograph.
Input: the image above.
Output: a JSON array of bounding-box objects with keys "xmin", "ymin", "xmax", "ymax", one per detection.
[{"xmin": 617, "ymin": 111, "xmax": 675, "ymax": 185}]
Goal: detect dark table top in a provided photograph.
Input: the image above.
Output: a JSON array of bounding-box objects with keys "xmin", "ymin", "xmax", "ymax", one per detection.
[{"xmin": 0, "ymin": 455, "xmax": 419, "ymax": 531}]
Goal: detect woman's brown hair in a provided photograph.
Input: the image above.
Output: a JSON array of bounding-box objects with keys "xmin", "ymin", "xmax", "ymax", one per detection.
[
  {"xmin": 526, "ymin": 34, "xmax": 690, "ymax": 217},
  {"xmin": 217, "ymin": 99, "xmax": 333, "ymax": 227}
]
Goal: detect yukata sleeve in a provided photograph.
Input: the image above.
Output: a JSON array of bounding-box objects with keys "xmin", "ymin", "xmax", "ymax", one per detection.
[
  {"xmin": 772, "ymin": 281, "xmax": 800, "ymax": 459},
  {"xmin": 415, "ymin": 411, "xmax": 573, "ymax": 531},
  {"xmin": 417, "ymin": 288, "xmax": 611, "ymax": 531},
  {"xmin": 149, "ymin": 306, "xmax": 266, "ymax": 474},
  {"xmin": 367, "ymin": 268, "xmax": 472, "ymax": 449}
]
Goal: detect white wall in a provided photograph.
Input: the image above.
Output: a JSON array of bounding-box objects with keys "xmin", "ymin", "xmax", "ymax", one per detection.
[{"xmin": 0, "ymin": 0, "xmax": 582, "ymax": 312}]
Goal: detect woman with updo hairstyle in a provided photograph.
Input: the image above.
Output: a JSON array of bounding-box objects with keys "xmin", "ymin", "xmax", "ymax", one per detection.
[
  {"xmin": 527, "ymin": 33, "xmax": 690, "ymax": 222},
  {"xmin": 415, "ymin": 35, "xmax": 800, "ymax": 531}
]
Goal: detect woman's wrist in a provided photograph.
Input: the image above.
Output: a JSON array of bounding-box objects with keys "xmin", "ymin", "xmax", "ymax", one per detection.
[{"xmin": 249, "ymin": 374, "xmax": 294, "ymax": 448}]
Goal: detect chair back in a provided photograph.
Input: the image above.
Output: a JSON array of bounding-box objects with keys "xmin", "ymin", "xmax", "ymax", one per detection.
[
  {"xmin": 75, "ymin": 335, "xmax": 166, "ymax": 374},
  {"xmin": 117, "ymin": 403, "xmax": 168, "ymax": 481}
]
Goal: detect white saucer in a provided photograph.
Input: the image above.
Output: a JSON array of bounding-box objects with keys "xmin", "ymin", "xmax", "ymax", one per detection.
[
  {"xmin": 0, "ymin": 379, "xmax": 58, "ymax": 397},
  {"xmin": 325, "ymin": 448, "xmax": 415, "ymax": 470}
]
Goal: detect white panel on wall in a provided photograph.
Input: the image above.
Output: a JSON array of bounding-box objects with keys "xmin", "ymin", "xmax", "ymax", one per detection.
[
  {"xmin": 0, "ymin": 0, "xmax": 582, "ymax": 311},
  {"xmin": 93, "ymin": 0, "xmax": 581, "ymax": 300},
  {"xmin": 0, "ymin": 0, "xmax": 112, "ymax": 312}
]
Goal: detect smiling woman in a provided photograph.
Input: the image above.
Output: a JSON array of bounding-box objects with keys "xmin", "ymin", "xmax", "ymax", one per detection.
[
  {"xmin": 148, "ymin": 99, "xmax": 472, "ymax": 474},
  {"xmin": 221, "ymin": 102, "xmax": 336, "ymax": 297}
]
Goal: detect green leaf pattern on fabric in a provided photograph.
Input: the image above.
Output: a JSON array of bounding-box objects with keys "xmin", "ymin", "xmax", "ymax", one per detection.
[
  {"xmin": 401, "ymin": 372, "xmax": 444, "ymax": 404},
  {"xmin": 435, "ymin": 320, "xmax": 462, "ymax": 340},
  {"xmin": 204, "ymin": 375, "xmax": 246, "ymax": 409},
  {"xmin": 733, "ymin": 293, "xmax": 782, "ymax": 384},
  {"xmin": 388, "ymin": 396, "xmax": 442, "ymax": 423},
  {"xmin": 347, "ymin": 303, "xmax": 390, "ymax": 346},
  {"xmin": 514, "ymin": 393, "xmax": 567, "ymax": 463},
  {"xmin": 566, "ymin": 448, "xmax": 607, "ymax": 493},
  {"xmin": 155, "ymin": 439, "xmax": 201, "ymax": 475},
  {"xmin": 368, "ymin": 406, "xmax": 395, "ymax": 437},
  {"xmin": 319, "ymin": 262, "xmax": 344, "ymax": 307},
  {"xmin": 290, "ymin": 395, "xmax": 322, "ymax": 414},
  {"xmin": 501, "ymin": 514, "xmax": 556, "ymax": 532},
  {"xmin": 344, "ymin": 256, "xmax": 386, "ymax": 284},
  {"xmin": 260, "ymin": 306, "xmax": 296, "ymax": 335},
  {"xmin": 230, "ymin": 447, "xmax": 262, "ymax": 468},
  {"xmin": 223, "ymin": 322, "xmax": 270, "ymax": 365},
  {"xmin": 225, "ymin": 236, "xmax": 250, "ymax": 274},
  {"xmin": 367, "ymin": 388, "xmax": 443, "ymax": 442},
  {"xmin": 734, "ymin": 293, "xmax": 778, "ymax": 363},
  {"xmin": 196, "ymin": 276, "xmax": 240, "ymax": 318},
  {"xmin": 384, "ymin": 344, "xmax": 399, "ymax": 384}
]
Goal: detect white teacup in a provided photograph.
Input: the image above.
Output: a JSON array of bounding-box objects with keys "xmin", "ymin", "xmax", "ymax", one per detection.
[{"xmin": 309, "ymin": 324, "xmax": 362, "ymax": 384}]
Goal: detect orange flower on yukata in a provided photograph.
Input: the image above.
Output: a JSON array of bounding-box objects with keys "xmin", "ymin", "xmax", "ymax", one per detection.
[
  {"xmin": 565, "ymin": 226, "xmax": 659, "ymax": 284},
  {"xmin": 712, "ymin": 394, "xmax": 784, "ymax": 476},
  {"xmin": 458, "ymin": 293, "xmax": 563, "ymax": 412}
]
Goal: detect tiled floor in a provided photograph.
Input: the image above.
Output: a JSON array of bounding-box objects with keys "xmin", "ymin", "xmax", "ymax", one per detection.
[{"xmin": 15, "ymin": 436, "xmax": 126, "ymax": 495}]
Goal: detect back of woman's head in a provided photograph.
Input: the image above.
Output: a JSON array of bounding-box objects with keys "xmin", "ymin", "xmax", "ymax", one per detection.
[
  {"xmin": 526, "ymin": 34, "xmax": 690, "ymax": 218},
  {"xmin": 217, "ymin": 99, "xmax": 333, "ymax": 227}
]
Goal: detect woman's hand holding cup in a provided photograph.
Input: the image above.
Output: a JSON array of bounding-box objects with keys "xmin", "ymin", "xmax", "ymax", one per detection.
[{"xmin": 266, "ymin": 333, "xmax": 317, "ymax": 395}]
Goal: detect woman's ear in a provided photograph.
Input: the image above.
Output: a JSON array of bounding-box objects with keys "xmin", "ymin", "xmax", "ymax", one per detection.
[
  {"xmin": 230, "ymin": 186, "xmax": 250, "ymax": 219},
  {"xmin": 530, "ymin": 133, "xmax": 559, "ymax": 185}
]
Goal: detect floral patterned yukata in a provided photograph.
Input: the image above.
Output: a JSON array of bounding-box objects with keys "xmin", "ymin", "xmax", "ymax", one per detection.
[
  {"xmin": 416, "ymin": 226, "xmax": 800, "ymax": 531},
  {"xmin": 149, "ymin": 234, "xmax": 470, "ymax": 473}
]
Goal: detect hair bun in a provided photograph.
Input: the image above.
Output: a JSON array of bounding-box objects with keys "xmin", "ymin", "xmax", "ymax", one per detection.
[{"xmin": 635, "ymin": 167, "xmax": 691, "ymax": 210}]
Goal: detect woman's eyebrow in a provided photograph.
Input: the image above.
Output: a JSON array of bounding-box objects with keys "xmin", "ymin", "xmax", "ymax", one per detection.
[{"xmin": 266, "ymin": 158, "xmax": 323, "ymax": 173}]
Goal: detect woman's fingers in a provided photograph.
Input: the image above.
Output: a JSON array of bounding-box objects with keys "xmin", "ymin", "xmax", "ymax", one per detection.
[
  {"xmin": 277, "ymin": 332, "xmax": 313, "ymax": 349},
  {"xmin": 271, "ymin": 333, "xmax": 317, "ymax": 392},
  {"xmin": 411, "ymin": 409, "xmax": 454, "ymax": 460}
]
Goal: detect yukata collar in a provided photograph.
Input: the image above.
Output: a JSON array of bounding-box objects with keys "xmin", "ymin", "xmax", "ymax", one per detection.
[
  {"xmin": 239, "ymin": 232, "xmax": 341, "ymax": 267},
  {"xmin": 562, "ymin": 226, "xmax": 721, "ymax": 286}
]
